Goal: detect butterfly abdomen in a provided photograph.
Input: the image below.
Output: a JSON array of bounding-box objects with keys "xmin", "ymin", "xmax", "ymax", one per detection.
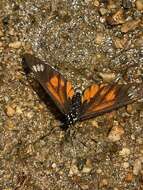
[{"xmin": 65, "ymin": 92, "xmax": 82, "ymax": 126}]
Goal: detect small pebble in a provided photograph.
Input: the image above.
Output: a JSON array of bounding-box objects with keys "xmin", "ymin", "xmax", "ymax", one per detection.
[
  {"xmin": 113, "ymin": 36, "xmax": 128, "ymax": 49},
  {"xmin": 106, "ymin": 9, "xmax": 125, "ymax": 26},
  {"xmin": 9, "ymin": 41, "xmax": 22, "ymax": 49},
  {"xmin": 99, "ymin": 8, "xmax": 108, "ymax": 16},
  {"xmin": 119, "ymin": 147, "xmax": 131, "ymax": 157},
  {"xmin": 114, "ymin": 188, "xmax": 119, "ymax": 190},
  {"xmin": 98, "ymin": 72, "xmax": 115, "ymax": 82},
  {"xmin": 69, "ymin": 160, "xmax": 80, "ymax": 176},
  {"xmin": 121, "ymin": 19, "xmax": 141, "ymax": 33},
  {"xmin": 51, "ymin": 163, "xmax": 57, "ymax": 169},
  {"xmin": 108, "ymin": 125, "xmax": 124, "ymax": 142},
  {"xmin": 99, "ymin": 178, "xmax": 108, "ymax": 187},
  {"xmin": 6, "ymin": 106, "xmax": 15, "ymax": 117},
  {"xmin": 80, "ymin": 185, "xmax": 89, "ymax": 190},
  {"xmin": 0, "ymin": 30, "xmax": 4, "ymax": 37},
  {"xmin": 69, "ymin": 164, "xmax": 79, "ymax": 176},
  {"xmin": 126, "ymin": 104, "xmax": 133, "ymax": 114},
  {"xmin": 91, "ymin": 119, "xmax": 99, "ymax": 128},
  {"xmin": 82, "ymin": 159, "xmax": 93, "ymax": 173},
  {"xmin": 107, "ymin": 0, "xmax": 118, "ymax": 9},
  {"xmin": 0, "ymin": 41, "xmax": 3, "ymax": 47},
  {"xmin": 93, "ymin": 0, "xmax": 100, "ymax": 7},
  {"xmin": 133, "ymin": 158, "xmax": 143, "ymax": 175},
  {"xmin": 95, "ymin": 33, "xmax": 104, "ymax": 44},
  {"xmin": 6, "ymin": 120, "xmax": 15, "ymax": 130},
  {"xmin": 16, "ymin": 106, "xmax": 23, "ymax": 115},
  {"xmin": 122, "ymin": 162, "xmax": 129, "ymax": 169},
  {"xmin": 135, "ymin": 0, "xmax": 143, "ymax": 11},
  {"xmin": 96, "ymin": 168, "xmax": 102, "ymax": 174},
  {"xmin": 26, "ymin": 111, "xmax": 34, "ymax": 119}
]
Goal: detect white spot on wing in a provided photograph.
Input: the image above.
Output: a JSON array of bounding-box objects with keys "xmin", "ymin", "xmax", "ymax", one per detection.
[
  {"xmin": 33, "ymin": 65, "xmax": 37, "ymax": 72},
  {"xmin": 37, "ymin": 64, "xmax": 41, "ymax": 72},
  {"xmin": 40, "ymin": 64, "xmax": 44, "ymax": 71},
  {"xmin": 32, "ymin": 64, "xmax": 44, "ymax": 72}
]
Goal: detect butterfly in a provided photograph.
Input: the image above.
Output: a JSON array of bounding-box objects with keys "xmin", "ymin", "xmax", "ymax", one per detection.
[{"xmin": 23, "ymin": 53, "xmax": 142, "ymax": 129}]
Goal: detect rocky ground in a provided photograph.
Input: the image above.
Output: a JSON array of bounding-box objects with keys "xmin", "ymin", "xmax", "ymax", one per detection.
[{"xmin": 0, "ymin": 0, "xmax": 143, "ymax": 190}]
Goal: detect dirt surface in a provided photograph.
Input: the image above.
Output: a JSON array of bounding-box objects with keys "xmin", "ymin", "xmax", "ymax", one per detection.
[{"xmin": 0, "ymin": 0, "xmax": 143, "ymax": 190}]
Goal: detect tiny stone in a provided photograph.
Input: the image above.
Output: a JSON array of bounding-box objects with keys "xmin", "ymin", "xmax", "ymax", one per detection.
[
  {"xmin": 91, "ymin": 119, "xmax": 99, "ymax": 128},
  {"xmin": 95, "ymin": 33, "xmax": 104, "ymax": 44},
  {"xmin": 113, "ymin": 36, "xmax": 128, "ymax": 49},
  {"xmin": 6, "ymin": 120, "xmax": 15, "ymax": 130},
  {"xmin": 0, "ymin": 30, "xmax": 4, "ymax": 37},
  {"xmin": 131, "ymin": 134, "xmax": 135, "ymax": 140},
  {"xmin": 26, "ymin": 111, "xmax": 34, "ymax": 119},
  {"xmin": 98, "ymin": 72, "xmax": 115, "ymax": 82},
  {"xmin": 121, "ymin": 19, "xmax": 141, "ymax": 33},
  {"xmin": 107, "ymin": 0, "xmax": 117, "ymax": 9},
  {"xmin": 51, "ymin": 163, "xmax": 57, "ymax": 169},
  {"xmin": 16, "ymin": 106, "xmax": 23, "ymax": 115},
  {"xmin": 80, "ymin": 185, "xmax": 89, "ymax": 190},
  {"xmin": 0, "ymin": 41, "xmax": 3, "ymax": 47},
  {"xmin": 99, "ymin": 8, "xmax": 108, "ymax": 15},
  {"xmin": 99, "ymin": 178, "xmax": 108, "ymax": 187},
  {"xmin": 93, "ymin": 0, "xmax": 100, "ymax": 7},
  {"xmin": 9, "ymin": 41, "xmax": 22, "ymax": 49},
  {"xmin": 119, "ymin": 147, "xmax": 131, "ymax": 157},
  {"xmin": 106, "ymin": 9, "xmax": 125, "ymax": 26},
  {"xmin": 108, "ymin": 125, "xmax": 124, "ymax": 142},
  {"xmin": 69, "ymin": 160, "xmax": 80, "ymax": 176},
  {"xmin": 96, "ymin": 168, "xmax": 102, "ymax": 174},
  {"xmin": 126, "ymin": 104, "xmax": 133, "ymax": 114},
  {"xmin": 135, "ymin": 0, "xmax": 143, "ymax": 11},
  {"xmin": 6, "ymin": 106, "xmax": 15, "ymax": 117},
  {"xmin": 82, "ymin": 159, "xmax": 93, "ymax": 173},
  {"xmin": 133, "ymin": 158, "xmax": 142, "ymax": 175},
  {"xmin": 69, "ymin": 164, "xmax": 79, "ymax": 176},
  {"xmin": 8, "ymin": 29, "xmax": 15, "ymax": 36},
  {"xmin": 122, "ymin": 162, "xmax": 129, "ymax": 169}
]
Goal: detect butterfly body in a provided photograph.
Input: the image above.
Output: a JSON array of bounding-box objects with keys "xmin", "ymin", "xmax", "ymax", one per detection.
[
  {"xmin": 23, "ymin": 54, "xmax": 142, "ymax": 129},
  {"xmin": 64, "ymin": 92, "xmax": 82, "ymax": 126}
]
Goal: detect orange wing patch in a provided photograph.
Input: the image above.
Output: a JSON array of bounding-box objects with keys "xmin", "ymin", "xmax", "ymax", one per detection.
[
  {"xmin": 50, "ymin": 75, "xmax": 59, "ymax": 88},
  {"xmin": 66, "ymin": 81, "xmax": 74, "ymax": 99},
  {"xmin": 80, "ymin": 85, "xmax": 120, "ymax": 117},
  {"xmin": 47, "ymin": 81, "xmax": 62, "ymax": 104},
  {"xmin": 46, "ymin": 75, "xmax": 74, "ymax": 112},
  {"xmin": 104, "ymin": 87, "xmax": 117, "ymax": 101},
  {"xmin": 82, "ymin": 84, "xmax": 100, "ymax": 103},
  {"xmin": 46, "ymin": 75, "xmax": 66, "ymax": 105}
]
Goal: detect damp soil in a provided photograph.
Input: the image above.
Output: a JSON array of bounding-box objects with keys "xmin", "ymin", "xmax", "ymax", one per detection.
[{"xmin": 0, "ymin": 0, "xmax": 143, "ymax": 190}]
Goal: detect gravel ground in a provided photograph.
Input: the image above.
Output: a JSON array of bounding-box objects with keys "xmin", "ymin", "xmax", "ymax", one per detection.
[{"xmin": 0, "ymin": 0, "xmax": 143, "ymax": 190}]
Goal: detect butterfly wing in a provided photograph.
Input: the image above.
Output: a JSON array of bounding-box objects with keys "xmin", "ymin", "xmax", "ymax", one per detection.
[
  {"xmin": 79, "ymin": 83, "xmax": 141, "ymax": 121},
  {"xmin": 23, "ymin": 54, "xmax": 74, "ymax": 114}
]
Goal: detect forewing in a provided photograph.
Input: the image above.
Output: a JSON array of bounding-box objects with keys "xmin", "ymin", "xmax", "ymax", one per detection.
[
  {"xmin": 23, "ymin": 53, "xmax": 74, "ymax": 114},
  {"xmin": 79, "ymin": 83, "xmax": 142, "ymax": 121}
]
